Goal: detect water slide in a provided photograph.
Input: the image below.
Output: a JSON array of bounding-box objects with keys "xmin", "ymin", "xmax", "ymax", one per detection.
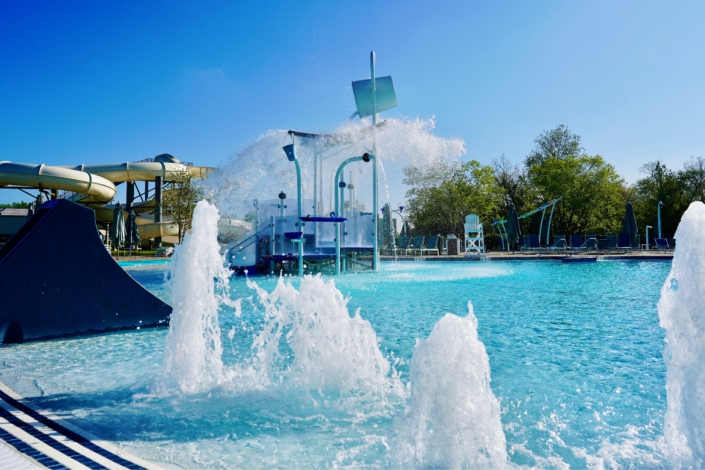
[{"xmin": 0, "ymin": 159, "xmax": 215, "ymax": 240}]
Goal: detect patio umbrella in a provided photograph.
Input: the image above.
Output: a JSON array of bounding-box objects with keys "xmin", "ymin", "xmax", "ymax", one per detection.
[
  {"xmin": 110, "ymin": 202, "xmax": 126, "ymax": 256},
  {"xmin": 622, "ymin": 201, "xmax": 639, "ymax": 247},
  {"xmin": 506, "ymin": 202, "xmax": 521, "ymax": 249},
  {"xmin": 127, "ymin": 209, "xmax": 141, "ymax": 252}
]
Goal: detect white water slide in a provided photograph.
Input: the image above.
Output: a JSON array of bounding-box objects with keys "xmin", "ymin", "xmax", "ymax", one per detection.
[{"xmin": 0, "ymin": 160, "xmax": 214, "ymax": 239}]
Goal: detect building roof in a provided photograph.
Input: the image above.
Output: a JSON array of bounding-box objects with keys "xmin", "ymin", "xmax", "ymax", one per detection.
[{"xmin": 0, "ymin": 208, "xmax": 30, "ymax": 217}]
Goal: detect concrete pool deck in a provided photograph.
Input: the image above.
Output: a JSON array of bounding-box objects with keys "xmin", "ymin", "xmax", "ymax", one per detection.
[{"xmin": 0, "ymin": 381, "xmax": 157, "ymax": 470}]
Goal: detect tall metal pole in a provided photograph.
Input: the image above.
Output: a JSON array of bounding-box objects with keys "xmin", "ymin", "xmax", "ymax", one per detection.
[
  {"xmin": 546, "ymin": 202, "xmax": 557, "ymax": 245},
  {"xmin": 371, "ymin": 51, "xmax": 379, "ymax": 271},
  {"xmin": 154, "ymin": 176, "xmax": 163, "ymax": 248},
  {"xmin": 334, "ymin": 155, "xmax": 372, "ymax": 274},
  {"xmin": 657, "ymin": 201, "xmax": 662, "ymax": 239}
]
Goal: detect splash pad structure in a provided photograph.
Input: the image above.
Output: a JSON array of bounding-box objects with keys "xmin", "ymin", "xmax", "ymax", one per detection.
[{"xmin": 225, "ymin": 52, "xmax": 396, "ymax": 276}]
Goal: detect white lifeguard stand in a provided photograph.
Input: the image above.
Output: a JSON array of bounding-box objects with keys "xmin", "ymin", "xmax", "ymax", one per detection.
[{"xmin": 464, "ymin": 214, "xmax": 485, "ymax": 255}]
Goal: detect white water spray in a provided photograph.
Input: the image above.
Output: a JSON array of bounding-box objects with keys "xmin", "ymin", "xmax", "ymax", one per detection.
[
  {"xmin": 392, "ymin": 302, "xmax": 507, "ymax": 468},
  {"xmin": 658, "ymin": 201, "xmax": 705, "ymax": 466},
  {"xmin": 206, "ymin": 118, "xmax": 465, "ymax": 220},
  {"xmin": 159, "ymin": 201, "xmax": 232, "ymax": 394},
  {"xmin": 247, "ymin": 274, "xmax": 404, "ymax": 398}
]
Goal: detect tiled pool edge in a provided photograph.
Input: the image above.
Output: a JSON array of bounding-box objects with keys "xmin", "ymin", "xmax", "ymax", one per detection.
[{"xmin": 0, "ymin": 380, "xmax": 160, "ymax": 469}]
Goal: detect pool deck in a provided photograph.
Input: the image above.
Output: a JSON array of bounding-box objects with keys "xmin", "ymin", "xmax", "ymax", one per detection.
[
  {"xmin": 381, "ymin": 251, "xmax": 673, "ymax": 262},
  {"xmin": 0, "ymin": 381, "xmax": 157, "ymax": 469}
]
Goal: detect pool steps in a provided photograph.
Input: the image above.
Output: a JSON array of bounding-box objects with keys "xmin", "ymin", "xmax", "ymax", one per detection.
[{"xmin": 0, "ymin": 382, "xmax": 158, "ymax": 470}]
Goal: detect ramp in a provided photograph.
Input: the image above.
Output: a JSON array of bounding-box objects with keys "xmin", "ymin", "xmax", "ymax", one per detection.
[{"xmin": 0, "ymin": 200, "xmax": 171, "ymax": 343}]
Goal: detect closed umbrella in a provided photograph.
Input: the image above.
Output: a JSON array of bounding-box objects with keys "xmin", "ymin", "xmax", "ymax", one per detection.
[
  {"xmin": 127, "ymin": 210, "xmax": 140, "ymax": 255},
  {"xmin": 110, "ymin": 202, "xmax": 126, "ymax": 258},
  {"xmin": 622, "ymin": 202, "xmax": 639, "ymax": 247},
  {"xmin": 505, "ymin": 202, "xmax": 521, "ymax": 250}
]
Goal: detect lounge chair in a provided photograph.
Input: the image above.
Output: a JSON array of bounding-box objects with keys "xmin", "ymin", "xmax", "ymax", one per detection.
[
  {"xmin": 544, "ymin": 235, "xmax": 566, "ymax": 253},
  {"xmin": 580, "ymin": 234, "xmax": 598, "ymax": 253},
  {"xmin": 667, "ymin": 237, "xmax": 676, "ymax": 250},
  {"xmin": 406, "ymin": 235, "xmax": 425, "ymax": 255},
  {"xmin": 616, "ymin": 234, "xmax": 632, "ymax": 253},
  {"xmin": 396, "ymin": 236, "xmax": 410, "ymax": 253},
  {"xmin": 569, "ymin": 234, "xmax": 583, "ymax": 252},
  {"xmin": 597, "ymin": 238, "xmax": 609, "ymax": 252},
  {"xmin": 420, "ymin": 235, "xmax": 441, "ymax": 256},
  {"xmin": 524, "ymin": 234, "xmax": 541, "ymax": 253},
  {"xmin": 606, "ymin": 234, "xmax": 618, "ymax": 253},
  {"xmin": 517, "ymin": 237, "xmax": 525, "ymax": 251},
  {"xmin": 655, "ymin": 238, "xmax": 670, "ymax": 250}
]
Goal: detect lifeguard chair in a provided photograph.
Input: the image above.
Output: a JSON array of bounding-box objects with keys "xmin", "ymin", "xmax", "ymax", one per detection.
[{"xmin": 464, "ymin": 214, "xmax": 485, "ymax": 255}]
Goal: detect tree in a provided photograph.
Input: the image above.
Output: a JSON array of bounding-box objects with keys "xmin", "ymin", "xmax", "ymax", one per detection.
[
  {"xmin": 630, "ymin": 161, "xmax": 688, "ymax": 238},
  {"xmin": 525, "ymin": 125, "xmax": 583, "ymax": 167},
  {"xmin": 527, "ymin": 154, "xmax": 626, "ymax": 236},
  {"xmin": 491, "ymin": 154, "xmax": 534, "ymax": 215},
  {"xmin": 681, "ymin": 156, "xmax": 705, "ymax": 203},
  {"xmin": 162, "ymin": 170, "xmax": 203, "ymax": 243},
  {"xmin": 403, "ymin": 160, "xmax": 502, "ymax": 239}
]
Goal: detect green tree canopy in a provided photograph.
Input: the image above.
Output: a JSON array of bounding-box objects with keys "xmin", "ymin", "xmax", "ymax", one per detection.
[
  {"xmin": 527, "ymin": 154, "xmax": 626, "ymax": 236},
  {"xmin": 404, "ymin": 160, "xmax": 501, "ymax": 238},
  {"xmin": 162, "ymin": 170, "xmax": 203, "ymax": 243},
  {"xmin": 525, "ymin": 124, "xmax": 583, "ymax": 167}
]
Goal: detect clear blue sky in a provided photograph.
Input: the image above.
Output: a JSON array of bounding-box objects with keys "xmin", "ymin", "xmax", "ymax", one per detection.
[{"xmin": 2, "ymin": 0, "xmax": 704, "ymax": 204}]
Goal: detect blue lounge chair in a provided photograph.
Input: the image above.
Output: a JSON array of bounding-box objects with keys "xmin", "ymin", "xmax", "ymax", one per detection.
[
  {"xmin": 667, "ymin": 237, "xmax": 676, "ymax": 249},
  {"xmin": 420, "ymin": 235, "xmax": 440, "ymax": 256},
  {"xmin": 581, "ymin": 234, "xmax": 598, "ymax": 252},
  {"xmin": 544, "ymin": 235, "xmax": 566, "ymax": 253},
  {"xmin": 569, "ymin": 234, "xmax": 583, "ymax": 252},
  {"xmin": 406, "ymin": 235, "xmax": 425, "ymax": 255},
  {"xmin": 396, "ymin": 236, "xmax": 410, "ymax": 253},
  {"xmin": 655, "ymin": 238, "xmax": 670, "ymax": 250},
  {"xmin": 524, "ymin": 234, "xmax": 541, "ymax": 253},
  {"xmin": 617, "ymin": 233, "xmax": 632, "ymax": 253},
  {"xmin": 606, "ymin": 234, "xmax": 618, "ymax": 253},
  {"xmin": 597, "ymin": 238, "xmax": 609, "ymax": 252}
]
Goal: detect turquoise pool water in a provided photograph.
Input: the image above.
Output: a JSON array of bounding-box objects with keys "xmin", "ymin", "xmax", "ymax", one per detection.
[{"xmin": 0, "ymin": 260, "xmax": 672, "ymax": 468}]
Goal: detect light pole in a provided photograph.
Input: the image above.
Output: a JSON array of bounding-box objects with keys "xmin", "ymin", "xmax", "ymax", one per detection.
[
  {"xmin": 282, "ymin": 143, "xmax": 304, "ymax": 277},
  {"xmin": 645, "ymin": 225, "xmax": 652, "ymax": 250}
]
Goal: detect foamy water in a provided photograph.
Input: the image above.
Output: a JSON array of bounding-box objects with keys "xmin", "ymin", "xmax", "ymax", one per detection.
[
  {"xmin": 159, "ymin": 200, "xmax": 231, "ymax": 393},
  {"xmin": 658, "ymin": 201, "xmax": 705, "ymax": 466},
  {"xmin": 392, "ymin": 303, "xmax": 507, "ymax": 468},
  {"xmin": 205, "ymin": 117, "xmax": 465, "ymax": 220}
]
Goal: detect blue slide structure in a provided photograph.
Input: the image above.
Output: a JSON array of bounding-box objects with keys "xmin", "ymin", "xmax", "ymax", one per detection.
[{"xmin": 0, "ymin": 199, "xmax": 171, "ymax": 343}]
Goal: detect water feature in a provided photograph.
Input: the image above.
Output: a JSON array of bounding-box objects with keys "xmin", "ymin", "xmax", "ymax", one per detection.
[
  {"xmin": 392, "ymin": 303, "xmax": 507, "ymax": 468},
  {"xmin": 206, "ymin": 118, "xmax": 465, "ymax": 222},
  {"xmin": 658, "ymin": 201, "xmax": 705, "ymax": 466},
  {"xmin": 159, "ymin": 200, "xmax": 232, "ymax": 394}
]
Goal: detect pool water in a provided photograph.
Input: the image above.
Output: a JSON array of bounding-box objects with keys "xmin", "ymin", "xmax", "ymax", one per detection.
[{"xmin": 0, "ymin": 260, "xmax": 672, "ymax": 468}]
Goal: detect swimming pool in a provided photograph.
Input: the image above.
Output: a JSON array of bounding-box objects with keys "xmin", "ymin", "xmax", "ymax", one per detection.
[{"xmin": 0, "ymin": 258, "xmax": 673, "ymax": 468}]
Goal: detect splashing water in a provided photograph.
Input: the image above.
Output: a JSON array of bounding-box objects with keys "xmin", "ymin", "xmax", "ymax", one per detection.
[
  {"xmin": 246, "ymin": 274, "xmax": 405, "ymax": 400},
  {"xmin": 206, "ymin": 117, "xmax": 465, "ymax": 220},
  {"xmin": 159, "ymin": 200, "xmax": 232, "ymax": 394},
  {"xmin": 392, "ymin": 302, "xmax": 508, "ymax": 468},
  {"xmin": 658, "ymin": 201, "xmax": 705, "ymax": 466}
]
